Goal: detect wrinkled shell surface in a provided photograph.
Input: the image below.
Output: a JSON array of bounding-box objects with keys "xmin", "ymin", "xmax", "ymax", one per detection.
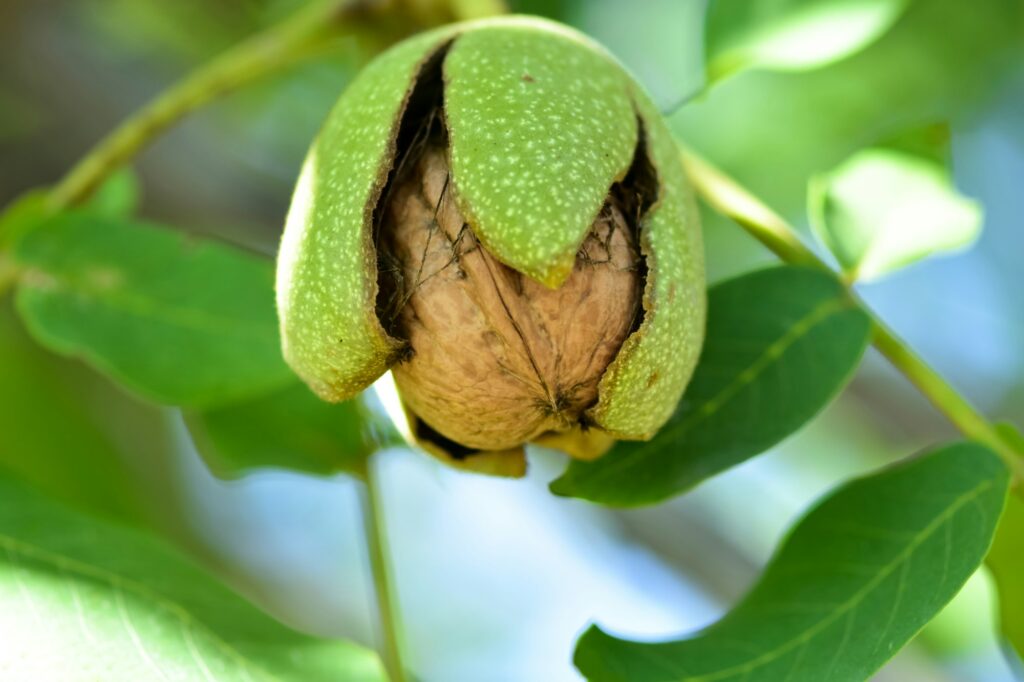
[{"xmin": 381, "ymin": 146, "xmax": 641, "ymax": 451}]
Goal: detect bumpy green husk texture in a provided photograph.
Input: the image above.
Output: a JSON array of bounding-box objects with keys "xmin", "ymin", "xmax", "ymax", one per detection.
[{"xmin": 276, "ymin": 27, "xmax": 458, "ymax": 402}]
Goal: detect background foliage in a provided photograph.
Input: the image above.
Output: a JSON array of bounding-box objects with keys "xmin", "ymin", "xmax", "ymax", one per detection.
[{"xmin": 1, "ymin": 0, "xmax": 1022, "ymax": 680}]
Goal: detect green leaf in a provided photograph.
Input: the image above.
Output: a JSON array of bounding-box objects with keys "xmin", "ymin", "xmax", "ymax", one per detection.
[
  {"xmin": 574, "ymin": 441, "xmax": 1010, "ymax": 682},
  {"xmin": 0, "ymin": 189, "xmax": 52, "ymax": 249},
  {"xmin": 988, "ymin": 490, "xmax": 1024, "ymax": 665},
  {"xmin": 677, "ymin": 0, "xmax": 1020, "ymax": 284},
  {"xmin": 0, "ymin": 299, "xmax": 160, "ymax": 524},
  {"xmin": 706, "ymin": 0, "xmax": 912, "ymax": 81},
  {"xmin": 87, "ymin": 167, "xmax": 141, "ymax": 218},
  {"xmin": 0, "ymin": 473, "xmax": 386, "ymax": 681},
  {"xmin": 809, "ymin": 148, "xmax": 982, "ymax": 282},
  {"xmin": 12, "ymin": 211, "xmax": 294, "ymax": 408},
  {"xmin": 995, "ymin": 423, "xmax": 1024, "ymax": 456},
  {"xmin": 551, "ymin": 266, "xmax": 870, "ymax": 506},
  {"xmin": 187, "ymin": 382, "xmax": 386, "ymax": 478},
  {"xmin": 874, "ymin": 121, "xmax": 951, "ymax": 166},
  {"xmin": 986, "ymin": 423, "xmax": 1024, "ymax": 664}
]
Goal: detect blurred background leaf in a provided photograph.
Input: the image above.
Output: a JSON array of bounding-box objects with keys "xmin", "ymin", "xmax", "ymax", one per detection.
[
  {"xmin": 809, "ymin": 147, "xmax": 982, "ymax": 281},
  {"xmin": 187, "ymin": 383, "xmax": 383, "ymax": 478},
  {"xmin": 13, "ymin": 211, "xmax": 293, "ymax": 408},
  {"xmin": 575, "ymin": 442, "xmax": 1010, "ymax": 681},
  {"xmin": 547, "ymin": 0, "xmax": 706, "ymax": 112},
  {"xmin": 552, "ymin": 266, "xmax": 871, "ymax": 506},
  {"xmin": 0, "ymin": 299, "xmax": 166, "ymax": 525},
  {"xmin": 0, "ymin": 472, "xmax": 386, "ymax": 682},
  {"xmin": 987, "ymin": 424, "xmax": 1024, "ymax": 668},
  {"xmin": 86, "ymin": 167, "xmax": 141, "ymax": 218},
  {"xmin": 0, "ymin": 190, "xmax": 51, "ymax": 249},
  {"xmin": 874, "ymin": 121, "xmax": 951, "ymax": 165},
  {"xmin": 705, "ymin": 0, "xmax": 912, "ymax": 82},
  {"xmin": 988, "ymin": 491, "xmax": 1024, "ymax": 668},
  {"xmin": 675, "ymin": 0, "xmax": 1023, "ymax": 282}
]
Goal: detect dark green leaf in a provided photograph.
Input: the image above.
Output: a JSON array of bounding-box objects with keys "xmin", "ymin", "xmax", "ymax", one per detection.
[
  {"xmin": 0, "ymin": 473, "xmax": 386, "ymax": 681},
  {"xmin": 575, "ymin": 441, "xmax": 1010, "ymax": 682},
  {"xmin": 706, "ymin": 0, "xmax": 912, "ymax": 81},
  {"xmin": 551, "ymin": 266, "xmax": 871, "ymax": 506},
  {"xmin": 12, "ymin": 211, "xmax": 294, "ymax": 408},
  {"xmin": 0, "ymin": 299, "xmax": 165, "ymax": 525},
  {"xmin": 187, "ymin": 382, "xmax": 384, "ymax": 478}
]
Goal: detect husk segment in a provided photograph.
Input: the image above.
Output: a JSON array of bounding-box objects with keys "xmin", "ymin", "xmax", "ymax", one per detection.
[
  {"xmin": 443, "ymin": 21, "xmax": 638, "ymax": 288},
  {"xmin": 586, "ymin": 88, "xmax": 706, "ymax": 439},
  {"xmin": 276, "ymin": 26, "xmax": 459, "ymax": 403}
]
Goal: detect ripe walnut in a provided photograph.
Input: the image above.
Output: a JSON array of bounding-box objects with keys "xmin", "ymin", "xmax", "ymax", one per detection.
[
  {"xmin": 276, "ymin": 17, "xmax": 705, "ymax": 475},
  {"xmin": 379, "ymin": 141, "xmax": 642, "ymax": 452}
]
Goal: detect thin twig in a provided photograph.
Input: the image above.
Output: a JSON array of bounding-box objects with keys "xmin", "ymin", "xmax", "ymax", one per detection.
[{"xmin": 358, "ymin": 455, "xmax": 408, "ymax": 682}]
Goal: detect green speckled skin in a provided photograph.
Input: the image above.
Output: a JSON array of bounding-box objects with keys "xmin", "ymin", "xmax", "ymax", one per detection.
[
  {"xmin": 276, "ymin": 15, "xmax": 705, "ymax": 445},
  {"xmin": 276, "ymin": 27, "xmax": 457, "ymax": 401},
  {"xmin": 443, "ymin": 21, "xmax": 638, "ymax": 287},
  {"xmin": 588, "ymin": 86, "xmax": 706, "ymax": 439}
]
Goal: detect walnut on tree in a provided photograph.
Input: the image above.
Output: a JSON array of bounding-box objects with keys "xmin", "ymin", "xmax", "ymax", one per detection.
[{"xmin": 275, "ymin": 17, "xmax": 705, "ymax": 476}]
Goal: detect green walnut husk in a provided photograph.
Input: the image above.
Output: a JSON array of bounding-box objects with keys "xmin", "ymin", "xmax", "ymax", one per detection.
[{"xmin": 276, "ymin": 16, "xmax": 705, "ymax": 476}]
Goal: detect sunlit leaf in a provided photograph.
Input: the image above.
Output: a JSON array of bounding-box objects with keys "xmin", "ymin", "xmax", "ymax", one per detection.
[
  {"xmin": 575, "ymin": 441, "xmax": 1010, "ymax": 681},
  {"xmin": 0, "ymin": 473, "xmax": 386, "ymax": 681},
  {"xmin": 12, "ymin": 211, "xmax": 294, "ymax": 408},
  {"xmin": 551, "ymin": 266, "xmax": 870, "ymax": 506},
  {"xmin": 705, "ymin": 0, "xmax": 912, "ymax": 81},
  {"xmin": 187, "ymin": 382, "xmax": 389, "ymax": 478},
  {"xmin": 809, "ymin": 148, "xmax": 982, "ymax": 282}
]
